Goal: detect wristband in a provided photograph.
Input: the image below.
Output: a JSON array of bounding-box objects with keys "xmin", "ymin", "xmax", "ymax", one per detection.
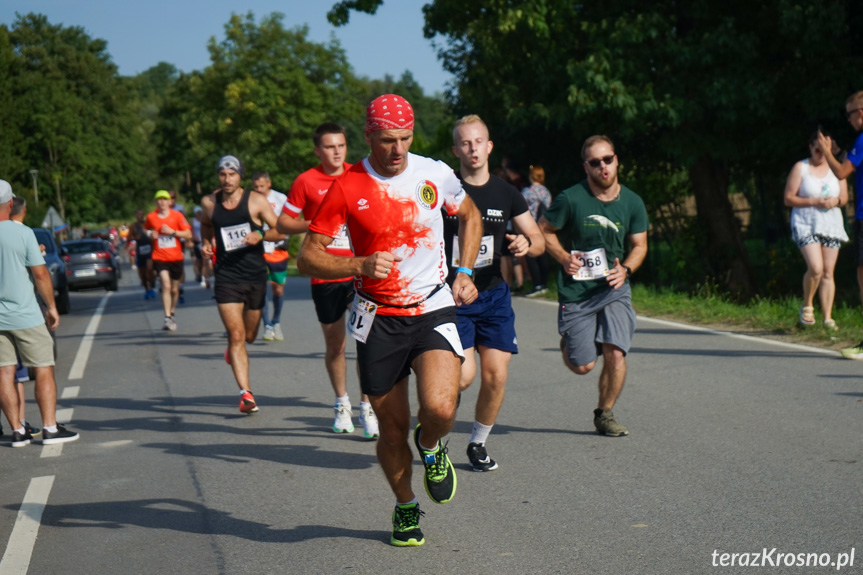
[
  {"xmin": 622, "ymin": 265, "xmax": 632, "ymax": 278},
  {"xmin": 456, "ymin": 266, "xmax": 474, "ymax": 277},
  {"xmin": 255, "ymin": 229, "xmax": 264, "ymax": 239}
]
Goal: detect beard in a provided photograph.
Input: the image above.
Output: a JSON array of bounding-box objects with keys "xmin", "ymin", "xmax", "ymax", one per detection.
[{"xmin": 588, "ymin": 169, "xmax": 618, "ymax": 191}]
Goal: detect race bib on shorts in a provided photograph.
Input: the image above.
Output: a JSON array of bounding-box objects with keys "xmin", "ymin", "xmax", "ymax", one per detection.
[
  {"xmin": 452, "ymin": 234, "xmax": 493, "ymax": 268},
  {"xmin": 263, "ymin": 241, "xmax": 275, "ymax": 254},
  {"xmin": 571, "ymin": 247, "xmax": 611, "ymax": 281},
  {"xmin": 220, "ymin": 223, "xmax": 252, "ymax": 252},
  {"xmin": 158, "ymin": 235, "xmax": 177, "ymax": 249},
  {"xmin": 347, "ymin": 294, "xmax": 377, "ymax": 343},
  {"xmin": 137, "ymin": 244, "xmax": 151, "ymax": 255}
]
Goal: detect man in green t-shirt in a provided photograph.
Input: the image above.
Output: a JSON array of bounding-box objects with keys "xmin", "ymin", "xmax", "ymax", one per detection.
[{"xmin": 539, "ymin": 135, "xmax": 649, "ymax": 436}]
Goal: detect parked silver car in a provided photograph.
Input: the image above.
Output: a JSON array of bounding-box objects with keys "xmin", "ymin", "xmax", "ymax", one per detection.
[{"xmin": 62, "ymin": 239, "xmax": 120, "ymax": 291}]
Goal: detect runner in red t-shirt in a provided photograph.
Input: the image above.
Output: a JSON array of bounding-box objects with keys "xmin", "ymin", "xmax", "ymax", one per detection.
[
  {"xmin": 277, "ymin": 123, "xmax": 379, "ymax": 438},
  {"xmin": 296, "ymin": 95, "xmax": 483, "ymax": 547},
  {"xmin": 145, "ymin": 190, "xmax": 192, "ymax": 331}
]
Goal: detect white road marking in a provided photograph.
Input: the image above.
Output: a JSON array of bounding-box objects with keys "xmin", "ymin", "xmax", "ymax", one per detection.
[
  {"xmin": 40, "ymin": 445, "xmax": 63, "ymax": 459},
  {"xmin": 68, "ymin": 293, "xmax": 111, "ymax": 380},
  {"xmin": 0, "ymin": 475, "xmax": 55, "ymax": 575},
  {"xmin": 60, "ymin": 386, "xmax": 80, "ymax": 399}
]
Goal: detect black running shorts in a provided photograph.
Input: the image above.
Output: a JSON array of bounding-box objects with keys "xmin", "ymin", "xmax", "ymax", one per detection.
[
  {"xmin": 356, "ymin": 306, "xmax": 462, "ymax": 396},
  {"xmin": 214, "ymin": 282, "xmax": 267, "ymax": 310},
  {"xmin": 311, "ymin": 280, "xmax": 354, "ymax": 325},
  {"xmin": 153, "ymin": 260, "xmax": 184, "ymax": 281}
]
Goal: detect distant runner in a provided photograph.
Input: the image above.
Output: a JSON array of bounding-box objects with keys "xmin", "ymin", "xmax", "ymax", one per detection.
[
  {"xmin": 251, "ymin": 171, "xmax": 289, "ymax": 342},
  {"xmin": 146, "ymin": 190, "xmax": 192, "ymax": 331}
]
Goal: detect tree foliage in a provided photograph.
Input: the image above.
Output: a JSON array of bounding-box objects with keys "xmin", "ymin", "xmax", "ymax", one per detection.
[
  {"xmin": 155, "ymin": 12, "xmax": 366, "ymax": 196},
  {"xmin": 1, "ymin": 13, "xmax": 155, "ymax": 225}
]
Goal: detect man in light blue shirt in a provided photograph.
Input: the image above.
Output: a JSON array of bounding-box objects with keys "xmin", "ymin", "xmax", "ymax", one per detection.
[{"xmin": 0, "ymin": 179, "xmax": 79, "ymax": 446}]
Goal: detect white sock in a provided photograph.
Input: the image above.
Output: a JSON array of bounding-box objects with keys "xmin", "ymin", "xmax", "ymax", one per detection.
[
  {"xmin": 359, "ymin": 401, "xmax": 371, "ymax": 410},
  {"xmin": 14, "ymin": 427, "xmax": 25, "ymax": 435},
  {"xmin": 336, "ymin": 395, "xmax": 350, "ymax": 406},
  {"xmin": 239, "ymin": 389, "xmax": 251, "ymax": 396},
  {"xmin": 418, "ymin": 434, "xmax": 439, "ymax": 452},
  {"xmin": 397, "ymin": 496, "xmax": 419, "ymax": 507},
  {"xmin": 43, "ymin": 425, "xmax": 58, "ymax": 433},
  {"xmin": 470, "ymin": 421, "xmax": 493, "ymax": 445}
]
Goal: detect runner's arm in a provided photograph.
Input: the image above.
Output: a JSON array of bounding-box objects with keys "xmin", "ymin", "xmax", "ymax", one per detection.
[
  {"xmin": 607, "ymin": 231, "xmax": 647, "ymax": 290},
  {"xmin": 539, "ymin": 216, "xmax": 582, "ymax": 276},
  {"xmin": 452, "ymin": 195, "xmax": 481, "ymax": 306},
  {"xmin": 200, "ymin": 195, "xmax": 216, "ymax": 257},
  {"xmin": 508, "ymin": 211, "xmax": 546, "ymax": 257},
  {"xmin": 297, "ymin": 232, "xmax": 397, "ymax": 280},
  {"xmin": 277, "ymin": 211, "xmax": 310, "ymax": 235}
]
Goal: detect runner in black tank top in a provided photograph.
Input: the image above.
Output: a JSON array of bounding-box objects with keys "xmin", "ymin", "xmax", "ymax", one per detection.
[
  {"xmin": 200, "ymin": 155, "xmax": 282, "ymax": 415},
  {"xmin": 212, "ymin": 188, "xmax": 267, "ymax": 284}
]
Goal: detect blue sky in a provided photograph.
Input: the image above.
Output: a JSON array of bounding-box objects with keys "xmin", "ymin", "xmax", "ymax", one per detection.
[{"xmin": 0, "ymin": 0, "xmax": 454, "ymax": 95}]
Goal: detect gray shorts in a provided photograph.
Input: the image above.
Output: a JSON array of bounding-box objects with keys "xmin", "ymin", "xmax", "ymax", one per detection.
[
  {"xmin": 558, "ymin": 283, "xmax": 636, "ymax": 367},
  {"xmin": 0, "ymin": 324, "xmax": 56, "ymax": 368}
]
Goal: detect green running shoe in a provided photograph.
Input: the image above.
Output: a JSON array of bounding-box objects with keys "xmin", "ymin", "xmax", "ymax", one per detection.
[
  {"xmin": 413, "ymin": 423, "xmax": 457, "ymax": 504},
  {"xmin": 594, "ymin": 408, "xmax": 629, "ymax": 437},
  {"xmin": 390, "ymin": 503, "xmax": 425, "ymax": 547},
  {"xmin": 840, "ymin": 340, "xmax": 863, "ymax": 360}
]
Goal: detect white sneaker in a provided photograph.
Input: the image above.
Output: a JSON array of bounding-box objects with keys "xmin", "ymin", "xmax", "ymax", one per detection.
[
  {"xmin": 263, "ymin": 325, "xmax": 275, "ymax": 341},
  {"xmin": 273, "ymin": 324, "xmax": 284, "ymax": 341},
  {"xmin": 359, "ymin": 405, "xmax": 379, "ymax": 439},
  {"xmin": 332, "ymin": 403, "xmax": 354, "ymax": 433},
  {"xmin": 200, "ymin": 280, "xmax": 207, "ymax": 287}
]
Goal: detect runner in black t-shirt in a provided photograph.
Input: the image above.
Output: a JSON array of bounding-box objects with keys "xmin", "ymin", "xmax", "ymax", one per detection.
[{"xmin": 443, "ymin": 115, "xmax": 545, "ymax": 471}]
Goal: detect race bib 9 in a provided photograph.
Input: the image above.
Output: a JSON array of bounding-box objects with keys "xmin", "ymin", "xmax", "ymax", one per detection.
[
  {"xmin": 571, "ymin": 247, "xmax": 611, "ymax": 281},
  {"xmin": 220, "ymin": 223, "xmax": 252, "ymax": 252},
  {"xmin": 452, "ymin": 234, "xmax": 493, "ymax": 269}
]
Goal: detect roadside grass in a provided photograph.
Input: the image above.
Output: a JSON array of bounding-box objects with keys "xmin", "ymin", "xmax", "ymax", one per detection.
[{"xmin": 538, "ymin": 281, "xmax": 862, "ymax": 351}]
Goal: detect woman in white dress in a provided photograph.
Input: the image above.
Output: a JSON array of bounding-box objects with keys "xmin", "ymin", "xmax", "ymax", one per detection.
[{"xmin": 784, "ymin": 130, "xmax": 849, "ymax": 329}]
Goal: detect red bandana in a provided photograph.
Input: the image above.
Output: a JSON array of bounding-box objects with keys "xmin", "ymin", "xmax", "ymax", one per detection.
[{"xmin": 365, "ymin": 94, "xmax": 415, "ymax": 133}]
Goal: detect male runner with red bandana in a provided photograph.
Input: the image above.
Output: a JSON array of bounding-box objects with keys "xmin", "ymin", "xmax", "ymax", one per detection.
[{"xmin": 297, "ymin": 94, "xmax": 482, "ymax": 547}]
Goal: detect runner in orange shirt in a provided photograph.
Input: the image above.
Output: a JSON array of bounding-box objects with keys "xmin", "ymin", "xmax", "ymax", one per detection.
[{"xmin": 145, "ymin": 190, "xmax": 192, "ymax": 331}]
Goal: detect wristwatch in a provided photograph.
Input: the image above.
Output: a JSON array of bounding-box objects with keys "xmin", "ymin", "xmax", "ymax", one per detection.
[{"xmin": 622, "ymin": 264, "xmax": 632, "ymax": 278}]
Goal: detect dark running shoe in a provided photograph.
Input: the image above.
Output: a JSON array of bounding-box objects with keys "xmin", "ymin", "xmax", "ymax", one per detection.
[
  {"xmin": 41, "ymin": 424, "xmax": 79, "ymax": 445},
  {"xmin": 11, "ymin": 429, "xmax": 32, "ymax": 448},
  {"xmin": 413, "ymin": 423, "xmax": 457, "ymax": 504},
  {"xmin": 390, "ymin": 503, "xmax": 425, "ymax": 547},
  {"xmin": 594, "ymin": 408, "xmax": 629, "ymax": 437},
  {"xmin": 467, "ymin": 442, "xmax": 499, "ymax": 472},
  {"xmin": 23, "ymin": 420, "xmax": 41, "ymax": 436}
]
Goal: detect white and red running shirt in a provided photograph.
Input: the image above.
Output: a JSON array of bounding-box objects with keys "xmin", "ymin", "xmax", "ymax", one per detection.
[
  {"xmin": 284, "ymin": 163, "xmax": 353, "ymax": 284},
  {"xmin": 309, "ymin": 153, "xmax": 466, "ymax": 316}
]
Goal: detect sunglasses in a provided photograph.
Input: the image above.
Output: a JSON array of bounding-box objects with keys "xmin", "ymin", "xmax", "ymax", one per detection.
[
  {"xmin": 847, "ymin": 108, "xmax": 863, "ymax": 119},
  {"xmin": 585, "ymin": 155, "xmax": 615, "ymax": 168}
]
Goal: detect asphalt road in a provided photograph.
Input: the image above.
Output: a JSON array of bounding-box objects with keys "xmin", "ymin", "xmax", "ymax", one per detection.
[{"xmin": 1, "ymin": 264, "xmax": 861, "ymax": 575}]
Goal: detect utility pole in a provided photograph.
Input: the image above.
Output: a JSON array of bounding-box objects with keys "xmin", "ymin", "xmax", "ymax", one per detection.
[{"xmin": 29, "ymin": 169, "xmax": 38, "ymax": 206}]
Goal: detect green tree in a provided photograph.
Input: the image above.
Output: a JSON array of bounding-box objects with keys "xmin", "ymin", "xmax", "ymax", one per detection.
[
  {"xmin": 156, "ymin": 12, "xmax": 366, "ymax": 195},
  {"xmin": 3, "ymin": 13, "xmax": 155, "ymax": 225},
  {"xmin": 331, "ymin": 0, "xmax": 863, "ymax": 298}
]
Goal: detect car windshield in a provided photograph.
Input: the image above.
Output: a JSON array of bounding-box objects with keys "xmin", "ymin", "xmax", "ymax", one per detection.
[
  {"xmin": 63, "ymin": 241, "xmax": 105, "ymax": 254},
  {"xmin": 33, "ymin": 230, "xmax": 56, "ymax": 253}
]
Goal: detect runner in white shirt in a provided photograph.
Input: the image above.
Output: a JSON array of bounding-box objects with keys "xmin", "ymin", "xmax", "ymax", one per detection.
[{"xmin": 251, "ymin": 172, "xmax": 289, "ymax": 341}]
